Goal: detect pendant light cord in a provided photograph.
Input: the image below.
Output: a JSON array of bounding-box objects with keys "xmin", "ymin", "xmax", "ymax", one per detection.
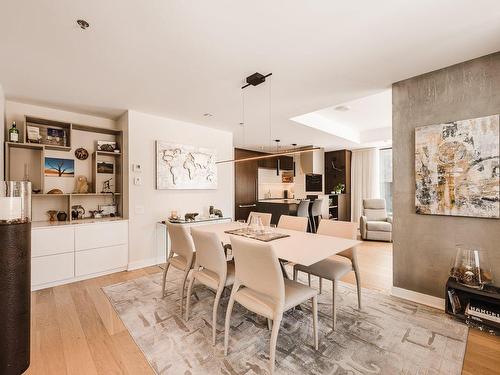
[{"xmin": 268, "ymin": 75, "xmax": 272, "ymax": 151}]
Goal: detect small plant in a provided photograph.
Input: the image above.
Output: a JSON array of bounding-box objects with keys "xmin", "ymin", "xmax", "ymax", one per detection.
[{"xmin": 334, "ymin": 183, "xmax": 345, "ymax": 194}]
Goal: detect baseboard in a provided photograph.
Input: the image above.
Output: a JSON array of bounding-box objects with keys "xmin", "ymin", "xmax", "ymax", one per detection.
[
  {"xmin": 127, "ymin": 257, "xmax": 161, "ymax": 271},
  {"xmin": 391, "ymin": 286, "xmax": 445, "ymax": 310}
]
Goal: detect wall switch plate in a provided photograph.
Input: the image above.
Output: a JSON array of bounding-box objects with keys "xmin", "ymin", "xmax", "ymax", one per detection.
[
  {"xmin": 134, "ymin": 177, "xmax": 142, "ymax": 185},
  {"xmin": 132, "ymin": 163, "xmax": 142, "ymax": 173}
]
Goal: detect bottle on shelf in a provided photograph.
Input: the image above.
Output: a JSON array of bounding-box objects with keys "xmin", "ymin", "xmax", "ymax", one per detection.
[{"xmin": 9, "ymin": 121, "xmax": 20, "ymax": 143}]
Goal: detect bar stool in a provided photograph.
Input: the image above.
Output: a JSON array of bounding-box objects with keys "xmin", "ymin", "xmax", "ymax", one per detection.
[
  {"xmin": 310, "ymin": 199, "xmax": 323, "ymax": 233},
  {"xmin": 297, "ymin": 199, "xmax": 312, "ymax": 232}
]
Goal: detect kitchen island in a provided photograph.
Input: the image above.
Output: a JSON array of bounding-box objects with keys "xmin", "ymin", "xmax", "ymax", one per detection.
[{"xmin": 255, "ymin": 199, "xmax": 301, "ymax": 225}]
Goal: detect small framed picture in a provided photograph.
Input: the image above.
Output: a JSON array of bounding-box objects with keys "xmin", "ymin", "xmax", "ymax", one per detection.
[
  {"xmin": 97, "ymin": 160, "xmax": 114, "ymax": 174},
  {"xmin": 26, "ymin": 126, "xmax": 41, "ymax": 143},
  {"xmin": 45, "ymin": 157, "xmax": 75, "ymax": 177},
  {"xmin": 97, "ymin": 141, "xmax": 118, "ymax": 153}
]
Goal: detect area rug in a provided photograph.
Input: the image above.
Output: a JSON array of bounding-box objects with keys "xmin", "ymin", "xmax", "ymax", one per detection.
[{"xmin": 102, "ymin": 268, "xmax": 468, "ymax": 375}]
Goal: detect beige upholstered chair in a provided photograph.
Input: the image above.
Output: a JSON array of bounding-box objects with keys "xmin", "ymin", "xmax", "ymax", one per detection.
[
  {"xmin": 310, "ymin": 199, "xmax": 323, "ymax": 233},
  {"xmin": 224, "ymin": 235, "xmax": 318, "ymax": 374},
  {"xmin": 293, "ymin": 220, "xmax": 361, "ymax": 330},
  {"xmin": 247, "ymin": 211, "xmax": 272, "ymax": 227},
  {"xmin": 161, "ymin": 223, "xmax": 196, "ymax": 316},
  {"xmin": 277, "ymin": 215, "xmax": 308, "ymax": 232},
  {"xmin": 360, "ymin": 198, "xmax": 392, "ymax": 242},
  {"xmin": 186, "ymin": 228, "xmax": 235, "ymax": 345}
]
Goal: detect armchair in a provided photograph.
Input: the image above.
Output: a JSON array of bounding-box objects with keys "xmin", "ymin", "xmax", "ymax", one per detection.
[{"xmin": 360, "ymin": 199, "xmax": 392, "ymax": 242}]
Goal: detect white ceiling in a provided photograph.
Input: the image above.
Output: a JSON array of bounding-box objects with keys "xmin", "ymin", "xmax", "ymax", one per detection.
[{"xmin": 1, "ymin": 1, "xmax": 500, "ymax": 150}]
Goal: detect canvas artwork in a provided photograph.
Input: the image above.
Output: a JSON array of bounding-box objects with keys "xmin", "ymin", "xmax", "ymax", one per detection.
[
  {"xmin": 156, "ymin": 141, "xmax": 217, "ymax": 189},
  {"xmin": 44, "ymin": 157, "xmax": 75, "ymax": 177},
  {"xmin": 415, "ymin": 114, "xmax": 499, "ymax": 218}
]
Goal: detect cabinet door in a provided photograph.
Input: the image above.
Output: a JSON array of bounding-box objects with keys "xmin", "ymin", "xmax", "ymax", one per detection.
[
  {"xmin": 32, "ymin": 252, "xmax": 74, "ymax": 287},
  {"xmin": 32, "ymin": 227, "xmax": 74, "ymax": 257},
  {"xmin": 279, "ymin": 156, "xmax": 293, "ymax": 170},
  {"xmin": 75, "ymin": 221, "xmax": 128, "ymax": 251},
  {"xmin": 235, "ymin": 149, "xmax": 262, "ymax": 221},
  {"xmin": 75, "ymin": 244, "xmax": 128, "ymax": 276}
]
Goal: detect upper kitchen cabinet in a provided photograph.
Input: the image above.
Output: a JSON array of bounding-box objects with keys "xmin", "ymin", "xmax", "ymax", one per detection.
[{"xmin": 258, "ymin": 155, "xmax": 293, "ymax": 170}]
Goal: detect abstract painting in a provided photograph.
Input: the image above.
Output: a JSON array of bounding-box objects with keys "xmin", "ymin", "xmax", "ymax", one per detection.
[
  {"xmin": 415, "ymin": 115, "xmax": 499, "ymax": 218},
  {"xmin": 156, "ymin": 141, "xmax": 217, "ymax": 189},
  {"xmin": 44, "ymin": 157, "xmax": 74, "ymax": 177}
]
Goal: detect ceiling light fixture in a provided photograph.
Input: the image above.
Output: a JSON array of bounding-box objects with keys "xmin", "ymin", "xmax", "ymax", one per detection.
[
  {"xmin": 216, "ymin": 146, "xmax": 321, "ymax": 164},
  {"xmin": 334, "ymin": 105, "xmax": 350, "ymax": 112},
  {"xmin": 76, "ymin": 19, "xmax": 90, "ymax": 30}
]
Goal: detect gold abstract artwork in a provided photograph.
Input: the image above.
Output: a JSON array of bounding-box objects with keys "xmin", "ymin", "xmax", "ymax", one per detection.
[{"xmin": 415, "ymin": 115, "xmax": 499, "ymax": 218}]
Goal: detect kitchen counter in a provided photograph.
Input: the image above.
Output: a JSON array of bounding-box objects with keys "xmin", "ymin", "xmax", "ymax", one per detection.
[
  {"xmin": 256, "ymin": 199, "xmax": 301, "ymax": 225},
  {"xmin": 258, "ymin": 199, "xmax": 301, "ymax": 204}
]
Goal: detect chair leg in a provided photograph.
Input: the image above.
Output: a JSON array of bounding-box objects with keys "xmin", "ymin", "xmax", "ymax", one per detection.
[
  {"xmin": 308, "ymin": 273, "xmax": 311, "ymax": 287},
  {"xmin": 179, "ymin": 268, "xmax": 190, "ymax": 316},
  {"xmin": 311, "ymin": 216, "xmax": 317, "ymax": 233},
  {"xmin": 161, "ymin": 262, "xmax": 171, "ymax": 297},
  {"xmin": 223, "ymin": 291, "xmax": 237, "ymax": 356},
  {"xmin": 332, "ymin": 279, "xmax": 338, "ymax": 330},
  {"xmin": 319, "ymin": 277, "xmax": 323, "ymax": 294},
  {"xmin": 312, "ymin": 296, "xmax": 318, "ymax": 350},
  {"xmin": 293, "ymin": 268, "xmax": 298, "ymax": 281},
  {"xmin": 267, "ymin": 318, "xmax": 272, "ymax": 330},
  {"xmin": 184, "ymin": 274, "xmax": 196, "ymax": 321},
  {"xmin": 212, "ymin": 285, "xmax": 224, "ymax": 346},
  {"xmin": 269, "ymin": 315, "xmax": 282, "ymax": 375},
  {"xmin": 354, "ymin": 268, "xmax": 362, "ymax": 310}
]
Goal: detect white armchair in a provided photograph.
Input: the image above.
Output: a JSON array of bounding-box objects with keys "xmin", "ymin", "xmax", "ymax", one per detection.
[{"xmin": 360, "ymin": 199, "xmax": 392, "ymax": 242}]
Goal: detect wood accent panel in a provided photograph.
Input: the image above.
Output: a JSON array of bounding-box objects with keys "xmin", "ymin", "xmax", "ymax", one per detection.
[
  {"xmin": 234, "ymin": 148, "xmax": 264, "ymax": 221},
  {"xmin": 325, "ymin": 150, "xmax": 352, "ymax": 221}
]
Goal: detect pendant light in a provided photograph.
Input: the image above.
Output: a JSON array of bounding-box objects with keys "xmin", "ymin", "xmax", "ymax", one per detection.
[
  {"xmin": 275, "ymin": 140, "xmax": 280, "ymax": 176},
  {"xmin": 291, "ymin": 143, "xmax": 297, "ymax": 177}
]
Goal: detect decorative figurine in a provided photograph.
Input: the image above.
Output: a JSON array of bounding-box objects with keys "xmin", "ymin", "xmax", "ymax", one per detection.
[
  {"xmin": 213, "ymin": 208, "xmax": 223, "ymax": 218},
  {"xmin": 75, "ymin": 175, "xmax": 89, "ymax": 193},
  {"xmin": 184, "ymin": 212, "xmax": 199, "ymax": 221},
  {"xmin": 74, "ymin": 148, "xmax": 89, "ymax": 160},
  {"xmin": 47, "ymin": 188, "xmax": 64, "ymax": 195},
  {"xmin": 47, "ymin": 210, "xmax": 58, "ymax": 221},
  {"xmin": 101, "ymin": 178, "xmax": 113, "ymax": 193}
]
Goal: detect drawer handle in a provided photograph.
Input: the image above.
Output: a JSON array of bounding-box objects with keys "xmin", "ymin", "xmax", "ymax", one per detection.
[{"xmin": 238, "ymin": 204, "xmax": 257, "ymax": 208}]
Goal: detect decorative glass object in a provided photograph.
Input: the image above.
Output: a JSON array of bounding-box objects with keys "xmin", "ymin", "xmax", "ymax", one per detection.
[
  {"xmin": 0, "ymin": 181, "xmax": 31, "ymax": 224},
  {"xmin": 450, "ymin": 245, "xmax": 493, "ymax": 289}
]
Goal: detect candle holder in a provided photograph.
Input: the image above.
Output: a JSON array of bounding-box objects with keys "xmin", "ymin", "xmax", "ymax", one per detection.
[{"xmin": 0, "ymin": 181, "xmax": 31, "ymax": 374}]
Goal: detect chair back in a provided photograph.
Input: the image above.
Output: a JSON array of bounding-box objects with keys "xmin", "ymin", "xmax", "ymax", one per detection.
[
  {"xmin": 311, "ymin": 199, "xmax": 323, "ymax": 216},
  {"xmin": 363, "ymin": 199, "xmax": 387, "ymax": 221},
  {"xmin": 296, "ymin": 200, "xmax": 310, "ymax": 217},
  {"xmin": 317, "ymin": 220, "xmax": 358, "ymax": 262},
  {"xmin": 277, "ymin": 215, "xmax": 308, "ymax": 232},
  {"xmin": 191, "ymin": 228, "xmax": 227, "ymax": 279},
  {"xmin": 166, "ymin": 222, "xmax": 195, "ymax": 261},
  {"xmin": 247, "ymin": 211, "xmax": 272, "ymax": 227},
  {"xmin": 230, "ymin": 235, "xmax": 285, "ymax": 305}
]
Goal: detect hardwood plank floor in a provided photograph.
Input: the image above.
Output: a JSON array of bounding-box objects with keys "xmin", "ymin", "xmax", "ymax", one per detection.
[{"xmin": 25, "ymin": 242, "xmax": 499, "ymax": 374}]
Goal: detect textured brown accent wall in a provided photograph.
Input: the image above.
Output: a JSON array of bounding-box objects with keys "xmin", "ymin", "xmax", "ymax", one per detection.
[{"xmin": 392, "ymin": 52, "xmax": 500, "ymax": 298}]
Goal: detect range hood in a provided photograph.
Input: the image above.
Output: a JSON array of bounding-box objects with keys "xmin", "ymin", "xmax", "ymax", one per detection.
[{"xmin": 299, "ymin": 148, "xmax": 324, "ymax": 174}]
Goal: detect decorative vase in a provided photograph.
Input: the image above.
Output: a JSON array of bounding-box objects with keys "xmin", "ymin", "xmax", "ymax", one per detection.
[
  {"xmin": 0, "ymin": 181, "xmax": 31, "ymax": 374},
  {"xmin": 450, "ymin": 245, "xmax": 493, "ymax": 289},
  {"xmin": 57, "ymin": 211, "xmax": 67, "ymax": 222}
]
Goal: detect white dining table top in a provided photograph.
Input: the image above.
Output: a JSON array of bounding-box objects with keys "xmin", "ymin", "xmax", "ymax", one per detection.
[{"xmin": 193, "ymin": 222, "xmax": 361, "ymax": 266}]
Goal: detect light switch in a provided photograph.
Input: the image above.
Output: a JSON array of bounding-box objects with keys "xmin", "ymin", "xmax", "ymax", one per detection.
[
  {"xmin": 134, "ymin": 177, "xmax": 142, "ymax": 185},
  {"xmin": 132, "ymin": 164, "xmax": 142, "ymax": 173}
]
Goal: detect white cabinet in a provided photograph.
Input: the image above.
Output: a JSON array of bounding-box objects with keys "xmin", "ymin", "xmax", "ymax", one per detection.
[{"xmin": 31, "ymin": 220, "xmax": 129, "ymax": 290}]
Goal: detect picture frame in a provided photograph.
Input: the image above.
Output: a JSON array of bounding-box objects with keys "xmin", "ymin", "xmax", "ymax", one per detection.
[
  {"xmin": 97, "ymin": 160, "xmax": 114, "ymax": 174},
  {"xmin": 44, "ymin": 157, "xmax": 75, "ymax": 177},
  {"xmin": 97, "ymin": 141, "xmax": 118, "ymax": 153}
]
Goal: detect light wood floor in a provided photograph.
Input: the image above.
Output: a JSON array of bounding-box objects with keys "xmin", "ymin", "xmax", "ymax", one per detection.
[{"xmin": 25, "ymin": 241, "xmax": 500, "ymax": 375}]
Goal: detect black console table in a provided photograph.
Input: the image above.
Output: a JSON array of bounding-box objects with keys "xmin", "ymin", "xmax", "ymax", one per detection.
[{"xmin": 445, "ymin": 277, "xmax": 500, "ymax": 334}]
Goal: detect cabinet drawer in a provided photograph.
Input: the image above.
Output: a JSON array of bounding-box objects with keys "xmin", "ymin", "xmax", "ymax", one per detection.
[
  {"xmin": 32, "ymin": 252, "xmax": 74, "ymax": 287},
  {"xmin": 75, "ymin": 221, "xmax": 128, "ymax": 251},
  {"xmin": 32, "ymin": 227, "xmax": 74, "ymax": 257},
  {"xmin": 75, "ymin": 244, "xmax": 128, "ymax": 277}
]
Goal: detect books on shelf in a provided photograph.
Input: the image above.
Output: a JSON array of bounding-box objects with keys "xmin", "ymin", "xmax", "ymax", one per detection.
[
  {"xmin": 447, "ymin": 289, "xmax": 462, "ymax": 314},
  {"xmin": 466, "ymin": 300, "xmax": 500, "ymax": 329}
]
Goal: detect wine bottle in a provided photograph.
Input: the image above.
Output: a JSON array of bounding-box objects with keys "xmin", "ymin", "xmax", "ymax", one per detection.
[{"xmin": 9, "ymin": 122, "xmax": 19, "ymax": 143}]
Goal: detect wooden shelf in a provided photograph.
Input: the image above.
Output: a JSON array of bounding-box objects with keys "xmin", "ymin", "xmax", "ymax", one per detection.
[
  {"xmin": 33, "ymin": 194, "xmax": 70, "ymax": 197},
  {"xmin": 71, "ymin": 193, "xmax": 121, "ymax": 196},
  {"xmin": 329, "ymin": 205, "xmax": 338, "ymax": 208},
  {"xmin": 96, "ymin": 150, "xmax": 121, "ymax": 156},
  {"xmin": 44, "ymin": 144, "xmax": 71, "ymax": 151},
  {"xmin": 5, "ymin": 141, "xmax": 44, "ymax": 150}
]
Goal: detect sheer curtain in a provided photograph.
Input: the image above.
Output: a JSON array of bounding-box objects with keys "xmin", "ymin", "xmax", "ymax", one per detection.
[{"xmin": 351, "ymin": 148, "xmax": 380, "ymax": 224}]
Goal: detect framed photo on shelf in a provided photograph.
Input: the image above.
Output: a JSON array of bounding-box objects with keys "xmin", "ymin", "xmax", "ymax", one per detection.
[
  {"xmin": 44, "ymin": 157, "xmax": 75, "ymax": 177},
  {"xmin": 97, "ymin": 141, "xmax": 118, "ymax": 153},
  {"xmin": 97, "ymin": 160, "xmax": 114, "ymax": 174}
]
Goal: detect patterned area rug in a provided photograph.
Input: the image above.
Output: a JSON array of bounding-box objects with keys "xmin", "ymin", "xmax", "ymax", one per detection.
[{"xmin": 102, "ymin": 268, "xmax": 468, "ymax": 375}]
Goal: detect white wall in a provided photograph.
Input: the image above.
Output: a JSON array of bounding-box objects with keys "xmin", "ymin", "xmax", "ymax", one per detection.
[{"xmin": 127, "ymin": 110, "xmax": 234, "ymax": 268}]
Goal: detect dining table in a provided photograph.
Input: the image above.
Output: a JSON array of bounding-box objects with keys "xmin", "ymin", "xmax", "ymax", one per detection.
[{"xmin": 193, "ymin": 222, "xmax": 361, "ymax": 267}]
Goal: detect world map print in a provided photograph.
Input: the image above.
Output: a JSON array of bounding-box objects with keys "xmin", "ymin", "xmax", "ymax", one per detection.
[{"xmin": 156, "ymin": 141, "xmax": 217, "ymax": 189}]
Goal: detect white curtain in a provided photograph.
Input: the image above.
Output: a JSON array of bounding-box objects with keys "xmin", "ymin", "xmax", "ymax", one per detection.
[{"xmin": 351, "ymin": 148, "xmax": 380, "ymax": 223}]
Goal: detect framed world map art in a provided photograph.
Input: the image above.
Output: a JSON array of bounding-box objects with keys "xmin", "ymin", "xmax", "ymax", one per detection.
[
  {"xmin": 156, "ymin": 141, "xmax": 217, "ymax": 189},
  {"xmin": 415, "ymin": 114, "xmax": 499, "ymax": 218}
]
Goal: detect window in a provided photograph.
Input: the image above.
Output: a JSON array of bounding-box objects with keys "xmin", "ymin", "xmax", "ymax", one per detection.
[{"xmin": 379, "ymin": 148, "xmax": 393, "ymax": 214}]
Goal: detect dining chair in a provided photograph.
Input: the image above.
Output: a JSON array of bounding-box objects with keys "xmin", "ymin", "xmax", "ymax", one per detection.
[
  {"xmin": 247, "ymin": 211, "xmax": 272, "ymax": 227},
  {"xmin": 224, "ymin": 235, "xmax": 318, "ymax": 374},
  {"xmin": 186, "ymin": 228, "xmax": 235, "ymax": 345},
  {"xmin": 277, "ymin": 214, "xmax": 308, "ymax": 232},
  {"xmin": 293, "ymin": 220, "xmax": 361, "ymax": 330},
  {"xmin": 310, "ymin": 199, "xmax": 323, "ymax": 233},
  {"xmin": 161, "ymin": 222, "xmax": 196, "ymax": 316},
  {"xmin": 296, "ymin": 199, "xmax": 312, "ymax": 231}
]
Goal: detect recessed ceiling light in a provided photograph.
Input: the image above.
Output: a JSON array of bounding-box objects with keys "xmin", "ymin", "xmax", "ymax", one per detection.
[
  {"xmin": 334, "ymin": 105, "xmax": 350, "ymax": 112},
  {"xmin": 203, "ymin": 113, "xmax": 213, "ymax": 117},
  {"xmin": 77, "ymin": 19, "xmax": 90, "ymax": 30}
]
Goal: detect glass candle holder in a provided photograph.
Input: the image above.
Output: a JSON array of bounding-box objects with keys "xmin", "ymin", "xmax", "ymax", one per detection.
[
  {"xmin": 0, "ymin": 181, "xmax": 31, "ymax": 224},
  {"xmin": 450, "ymin": 244, "xmax": 493, "ymax": 289}
]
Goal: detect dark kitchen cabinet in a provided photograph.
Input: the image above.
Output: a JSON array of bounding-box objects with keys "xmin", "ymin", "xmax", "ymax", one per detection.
[
  {"xmin": 257, "ymin": 155, "xmax": 293, "ymax": 170},
  {"xmin": 324, "ymin": 150, "xmax": 352, "ymax": 221},
  {"xmin": 234, "ymin": 148, "xmax": 264, "ymax": 221}
]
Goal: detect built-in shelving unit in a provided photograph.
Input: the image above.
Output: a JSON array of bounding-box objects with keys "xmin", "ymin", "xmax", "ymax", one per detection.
[{"xmin": 5, "ymin": 115, "xmax": 125, "ymax": 223}]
